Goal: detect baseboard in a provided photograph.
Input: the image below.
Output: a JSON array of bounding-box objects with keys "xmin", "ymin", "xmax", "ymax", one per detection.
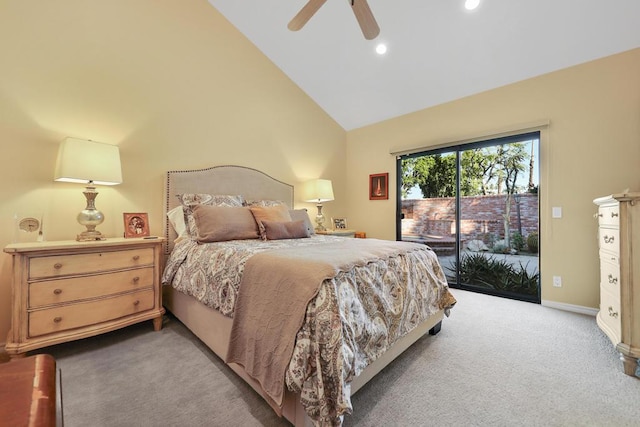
[{"xmin": 541, "ymin": 300, "xmax": 598, "ymax": 316}]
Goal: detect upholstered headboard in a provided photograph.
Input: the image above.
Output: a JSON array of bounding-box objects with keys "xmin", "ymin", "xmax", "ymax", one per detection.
[{"xmin": 164, "ymin": 165, "xmax": 294, "ymax": 253}]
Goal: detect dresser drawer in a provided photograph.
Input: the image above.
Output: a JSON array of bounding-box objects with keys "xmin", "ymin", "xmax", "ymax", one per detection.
[
  {"xmin": 599, "ymin": 288, "xmax": 622, "ymax": 342},
  {"xmin": 598, "ymin": 228, "xmax": 619, "ymax": 253},
  {"xmin": 29, "ymin": 248, "xmax": 154, "ymax": 279},
  {"xmin": 599, "ymin": 257, "xmax": 620, "ymax": 301},
  {"xmin": 597, "ymin": 205, "xmax": 620, "ymax": 227},
  {"xmin": 29, "ymin": 267, "xmax": 154, "ymax": 308},
  {"xmin": 28, "ymin": 288, "xmax": 155, "ymax": 337}
]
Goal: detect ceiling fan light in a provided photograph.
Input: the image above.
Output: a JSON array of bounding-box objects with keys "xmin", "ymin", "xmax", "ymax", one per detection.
[
  {"xmin": 465, "ymin": 0, "xmax": 480, "ymax": 10},
  {"xmin": 376, "ymin": 43, "xmax": 387, "ymax": 55}
]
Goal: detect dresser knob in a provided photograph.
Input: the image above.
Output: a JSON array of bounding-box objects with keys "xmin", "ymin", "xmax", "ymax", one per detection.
[
  {"xmin": 53, "ymin": 289, "xmax": 62, "ymax": 295},
  {"xmin": 608, "ymin": 274, "xmax": 618, "ymax": 284},
  {"xmin": 132, "ymin": 255, "xmax": 140, "ymax": 261},
  {"xmin": 54, "ymin": 263, "xmax": 63, "ymax": 270},
  {"xmin": 53, "ymin": 317, "xmax": 62, "ymax": 323},
  {"xmin": 611, "ymin": 212, "xmax": 618, "ymax": 218},
  {"xmin": 608, "ymin": 306, "xmax": 619, "ymax": 318},
  {"xmin": 133, "ymin": 300, "xmax": 140, "ymax": 306},
  {"xmin": 595, "ymin": 213, "xmax": 603, "ymax": 218},
  {"xmin": 133, "ymin": 276, "xmax": 140, "ymax": 283},
  {"xmin": 603, "ymin": 235, "xmax": 615, "ymax": 244}
]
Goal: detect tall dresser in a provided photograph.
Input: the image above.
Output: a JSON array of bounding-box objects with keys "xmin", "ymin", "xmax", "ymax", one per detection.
[{"xmin": 593, "ymin": 193, "xmax": 640, "ymax": 377}]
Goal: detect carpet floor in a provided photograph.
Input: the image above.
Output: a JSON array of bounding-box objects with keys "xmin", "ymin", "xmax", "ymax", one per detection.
[{"xmin": 43, "ymin": 289, "xmax": 640, "ymax": 426}]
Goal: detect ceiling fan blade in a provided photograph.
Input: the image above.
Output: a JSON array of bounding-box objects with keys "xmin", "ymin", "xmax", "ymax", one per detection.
[
  {"xmin": 288, "ymin": 0, "xmax": 327, "ymax": 31},
  {"xmin": 351, "ymin": 0, "xmax": 380, "ymax": 40}
]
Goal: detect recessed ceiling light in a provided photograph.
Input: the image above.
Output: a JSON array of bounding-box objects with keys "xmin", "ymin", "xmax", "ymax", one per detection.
[
  {"xmin": 376, "ymin": 43, "xmax": 387, "ymax": 55},
  {"xmin": 465, "ymin": 0, "xmax": 480, "ymax": 10}
]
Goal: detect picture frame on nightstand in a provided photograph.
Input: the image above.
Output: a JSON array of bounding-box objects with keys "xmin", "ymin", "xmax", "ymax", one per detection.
[
  {"xmin": 332, "ymin": 217, "xmax": 348, "ymax": 230},
  {"xmin": 123, "ymin": 212, "xmax": 150, "ymax": 238}
]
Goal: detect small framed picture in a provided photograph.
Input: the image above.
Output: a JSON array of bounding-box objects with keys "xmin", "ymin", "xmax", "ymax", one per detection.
[
  {"xmin": 123, "ymin": 213, "xmax": 150, "ymax": 238},
  {"xmin": 369, "ymin": 173, "xmax": 389, "ymax": 200},
  {"xmin": 332, "ymin": 217, "xmax": 348, "ymax": 230}
]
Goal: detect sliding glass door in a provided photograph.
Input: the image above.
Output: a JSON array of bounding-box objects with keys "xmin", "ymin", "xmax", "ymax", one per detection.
[{"xmin": 398, "ymin": 133, "xmax": 540, "ymax": 303}]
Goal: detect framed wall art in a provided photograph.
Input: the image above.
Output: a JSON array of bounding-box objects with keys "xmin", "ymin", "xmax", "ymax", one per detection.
[
  {"xmin": 123, "ymin": 212, "xmax": 150, "ymax": 238},
  {"xmin": 369, "ymin": 173, "xmax": 389, "ymax": 200}
]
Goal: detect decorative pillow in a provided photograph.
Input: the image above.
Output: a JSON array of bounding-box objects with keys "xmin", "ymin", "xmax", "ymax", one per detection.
[
  {"xmin": 191, "ymin": 205, "xmax": 259, "ymax": 243},
  {"xmin": 261, "ymin": 220, "xmax": 311, "ymax": 240},
  {"xmin": 249, "ymin": 204, "xmax": 292, "ymax": 239},
  {"xmin": 246, "ymin": 199, "xmax": 285, "ymax": 207},
  {"xmin": 289, "ymin": 209, "xmax": 315, "ymax": 235},
  {"xmin": 166, "ymin": 205, "xmax": 188, "ymax": 242},
  {"xmin": 176, "ymin": 194, "xmax": 245, "ymax": 237}
]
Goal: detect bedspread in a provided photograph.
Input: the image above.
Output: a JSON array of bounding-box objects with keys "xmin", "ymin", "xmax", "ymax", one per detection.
[{"xmin": 162, "ymin": 236, "xmax": 455, "ymax": 426}]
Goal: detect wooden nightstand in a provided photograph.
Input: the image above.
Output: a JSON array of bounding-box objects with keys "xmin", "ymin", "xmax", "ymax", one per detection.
[
  {"xmin": 3, "ymin": 237, "xmax": 165, "ymax": 358},
  {"xmin": 317, "ymin": 229, "xmax": 356, "ymax": 237}
]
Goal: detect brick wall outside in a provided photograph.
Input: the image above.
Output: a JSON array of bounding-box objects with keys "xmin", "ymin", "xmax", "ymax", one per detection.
[{"xmin": 401, "ymin": 193, "xmax": 538, "ymax": 244}]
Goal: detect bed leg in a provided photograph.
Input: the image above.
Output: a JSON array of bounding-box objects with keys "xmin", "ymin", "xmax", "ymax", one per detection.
[{"xmin": 428, "ymin": 321, "xmax": 442, "ymax": 335}]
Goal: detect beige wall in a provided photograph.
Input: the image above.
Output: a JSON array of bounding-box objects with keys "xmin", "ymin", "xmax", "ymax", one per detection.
[
  {"xmin": 346, "ymin": 48, "xmax": 640, "ymax": 309},
  {"xmin": 0, "ymin": 1, "xmax": 346, "ymax": 347}
]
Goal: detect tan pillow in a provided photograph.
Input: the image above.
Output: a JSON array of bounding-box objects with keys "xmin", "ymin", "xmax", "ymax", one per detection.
[
  {"xmin": 249, "ymin": 204, "xmax": 292, "ymax": 239},
  {"xmin": 262, "ymin": 220, "xmax": 311, "ymax": 240},
  {"xmin": 176, "ymin": 194, "xmax": 245, "ymax": 238},
  {"xmin": 192, "ymin": 205, "xmax": 259, "ymax": 242}
]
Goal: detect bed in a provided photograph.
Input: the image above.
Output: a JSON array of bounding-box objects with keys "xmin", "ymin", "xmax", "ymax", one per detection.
[{"xmin": 161, "ymin": 165, "xmax": 455, "ymax": 426}]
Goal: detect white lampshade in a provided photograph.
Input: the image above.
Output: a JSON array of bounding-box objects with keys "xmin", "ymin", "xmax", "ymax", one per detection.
[
  {"xmin": 54, "ymin": 137, "xmax": 122, "ymax": 185},
  {"xmin": 303, "ymin": 179, "xmax": 334, "ymax": 203}
]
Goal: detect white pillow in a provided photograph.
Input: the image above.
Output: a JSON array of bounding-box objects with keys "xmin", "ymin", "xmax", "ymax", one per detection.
[{"xmin": 167, "ymin": 206, "xmax": 188, "ymax": 242}]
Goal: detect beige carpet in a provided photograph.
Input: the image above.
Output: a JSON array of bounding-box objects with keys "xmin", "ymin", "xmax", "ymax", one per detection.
[{"xmin": 45, "ymin": 289, "xmax": 640, "ymax": 426}]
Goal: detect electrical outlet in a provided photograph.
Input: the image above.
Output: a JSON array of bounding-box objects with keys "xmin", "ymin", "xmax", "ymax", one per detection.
[{"xmin": 553, "ymin": 276, "xmax": 562, "ymax": 287}]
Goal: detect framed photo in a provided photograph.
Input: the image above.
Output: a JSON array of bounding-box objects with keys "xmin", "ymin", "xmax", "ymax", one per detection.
[
  {"xmin": 123, "ymin": 213, "xmax": 150, "ymax": 238},
  {"xmin": 332, "ymin": 217, "xmax": 348, "ymax": 230},
  {"xmin": 369, "ymin": 173, "xmax": 389, "ymax": 200}
]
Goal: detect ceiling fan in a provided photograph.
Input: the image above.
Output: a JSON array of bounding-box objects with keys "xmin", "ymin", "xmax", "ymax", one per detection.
[{"xmin": 288, "ymin": 0, "xmax": 380, "ymax": 40}]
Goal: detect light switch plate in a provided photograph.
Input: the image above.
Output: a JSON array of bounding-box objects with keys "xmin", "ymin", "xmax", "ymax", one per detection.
[{"xmin": 552, "ymin": 207, "xmax": 562, "ymax": 218}]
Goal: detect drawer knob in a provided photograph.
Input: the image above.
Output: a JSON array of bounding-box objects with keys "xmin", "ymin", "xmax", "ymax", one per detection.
[
  {"xmin": 54, "ymin": 263, "xmax": 63, "ymax": 270},
  {"xmin": 611, "ymin": 212, "xmax": 618, "ymax": 218},
  {"xmin": 53, "ymin": 316, "xmax": 62, "ymax": 323},
  {"xmin": 608, "ymin": 306, "xmax": 619, "ymax": 318},
  {"xmin": 595, "ymin": 213, "xmax": 603, "ymax": 218},
  {"xmin": 133, "ymin": 300, "xmax": 140, "ymax": 306},
  {"xmin": 133, "ymin": 276, "xmax": 140, "ymax": 283},
  {"xmin": 608, "ymin": 274, "xmax": 618, "ymax": 284},
  {"xmin": 53, "ymin": 288, "xmax": 62, "ymax": 295},
  {"xmin": 603, "ymin": 235, "xmax": 615, "ymax": 244},
  {"xmin": 132, "ymin": 255, "xmax": 140, "ymax": 261}
]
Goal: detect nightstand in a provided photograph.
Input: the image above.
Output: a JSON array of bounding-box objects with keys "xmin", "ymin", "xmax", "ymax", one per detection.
[
  {"xmin": 317, "ymin": 229, "xmax": 356, "ymax": 237},
  {"xmin": 3, "ymin": 237, "xmax": 165, "ymax": 358}
]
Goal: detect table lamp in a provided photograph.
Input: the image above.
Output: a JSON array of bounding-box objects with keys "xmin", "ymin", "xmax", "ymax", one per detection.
[
  {"xmin": 303, "ymin": 178, "xmax": 334, "ymax": 232},
  {"xmin": 54, "ymin": 137, "xmax": 122, "ymax": 241}
]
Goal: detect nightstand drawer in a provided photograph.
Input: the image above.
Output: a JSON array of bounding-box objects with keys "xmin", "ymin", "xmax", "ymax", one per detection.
[
  {"xmin": 29, "ymin": 267, "xmax": 154, "ymax": 308},
  {"xmin": 28, "ymin": 288, "xmax": 155, "ymax": 337},
  {"xmin": 29, "ymin": 248, "xmax": 154, "ymax": 279}
]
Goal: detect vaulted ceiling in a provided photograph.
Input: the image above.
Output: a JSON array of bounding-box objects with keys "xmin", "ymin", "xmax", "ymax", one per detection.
[{"xmin": 208, "ymin": 1, "xmax": 640, "ymax": 130}]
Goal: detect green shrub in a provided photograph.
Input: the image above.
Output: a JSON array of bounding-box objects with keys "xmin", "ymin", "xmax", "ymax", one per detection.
[
  {"xmin": 446, "ymin": 253, "xmax": 539, "ymax": 296},
  {"xmin": 511, "ymin": 232, "xmax": 524, "ymax": 251},
  {"xmin": 527, "ymin": 231, "xmax": 539, "ymax": 254}
]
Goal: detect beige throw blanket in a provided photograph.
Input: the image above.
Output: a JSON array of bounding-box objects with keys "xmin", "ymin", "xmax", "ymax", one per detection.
[{"xmin": 225, "ymin": 238, "xmax": 424, "ymax": 411}]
